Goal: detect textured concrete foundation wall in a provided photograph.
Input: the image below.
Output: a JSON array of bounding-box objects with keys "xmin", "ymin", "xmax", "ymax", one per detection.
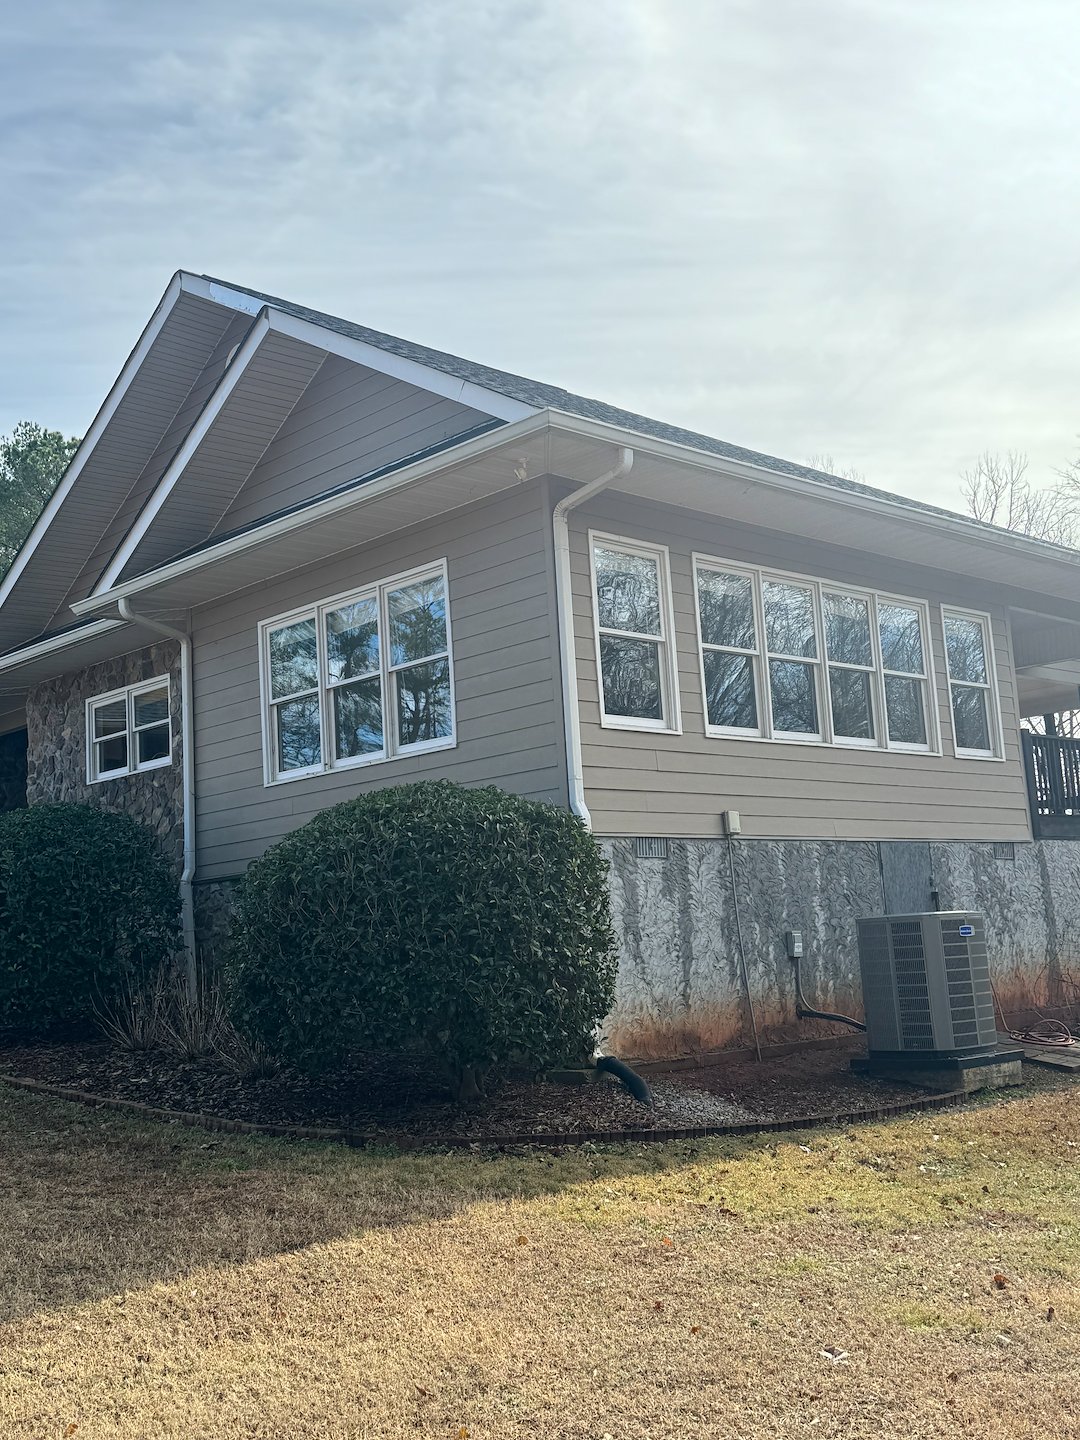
[
  {"xmin": 602, "ymin": 837, "xmax": 884, "ymax": 1058},
  {"xmin": 931, "ymin": 841, "xmax": 1080, "ymax": 1019},
  {"xmin": 603, "ymin": 836, "xmax": 1080, "ymax": 1060},
  {"xmin": 25, "ymin": 642, "xmax": 183, "ymax": 870}
]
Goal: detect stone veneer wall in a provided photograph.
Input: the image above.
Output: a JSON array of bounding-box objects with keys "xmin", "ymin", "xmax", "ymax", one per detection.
[
  {"xmin": 193, "ymin": 879, "xmax": 239, "ymax": 974},
  {"xmin": 603, "ymin": 836, "xmax": 1080, "ymax": 1060},
  {"xmin": 26, "ymin": 641, "xmax": 184, "ymax": 871},
  {"xmin": 0, "ymin": 728, "xmax": 27, "ymax": 811}
]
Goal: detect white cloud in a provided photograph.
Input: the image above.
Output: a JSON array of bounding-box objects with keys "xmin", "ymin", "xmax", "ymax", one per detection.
[{"xmin": 2, "ymin": 0, "xmax": 1080, "ymax": 510}]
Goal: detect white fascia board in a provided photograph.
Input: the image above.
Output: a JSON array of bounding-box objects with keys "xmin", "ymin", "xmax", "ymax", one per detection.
[
  {"xmin": 72, "ymin": 412, "xmax": 552, "ymax": 616},
  {"xmin": 92, "ymin": 311, "xmax": 273, "ymax": 595},
  {"xmin": 0, "ymin": 618, "xmax": 127, "ymax": 675},
  {"xmin": 544, "ymin": 410, "xmax": 1080, "ymax": 575},
  {"xmin": 182, "ymin": 273, "xmax": 537, "ymax": 425},
  {"xmin": 0, "ymin": 273, "xmax": 185, "ymax": 612}
]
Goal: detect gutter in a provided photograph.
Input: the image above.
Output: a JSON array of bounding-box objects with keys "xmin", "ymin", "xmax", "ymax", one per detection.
[
  {"xmin": 552, "ymin": 447, "xmax": 634, "ymax": 826},
  {"xmin": 117, "ymin": 598, "xmax": 197, "ymax": 994}
]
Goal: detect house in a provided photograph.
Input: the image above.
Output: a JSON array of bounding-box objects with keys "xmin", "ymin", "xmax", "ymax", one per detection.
[{"xmin": 2, "ymin": 271, "xmax": 1080, "ymax": 1059}]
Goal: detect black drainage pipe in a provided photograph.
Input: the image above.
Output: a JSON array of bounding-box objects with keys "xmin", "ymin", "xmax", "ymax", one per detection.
[{"xmin": 596, "ymin": 1054, "xmax": 654, "ymax": 1105}]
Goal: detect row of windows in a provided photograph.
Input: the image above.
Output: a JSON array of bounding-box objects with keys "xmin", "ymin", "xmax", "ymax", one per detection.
[
  {"xmin": 84, "ymin": 564, "xmax": 456, "ymax": 787},
  {"xmin": 82, "ymin": 545, "xmax": 1004, "ymax": 788},
  {"xmin": 589, "ymin": 534, "xmax": 1004, "ymax": 760}
]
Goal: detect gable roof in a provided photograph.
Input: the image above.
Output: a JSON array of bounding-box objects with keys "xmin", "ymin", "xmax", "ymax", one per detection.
[
  {"xmin": 6, "ymin": 268, "xmax": 1080, "ymax": 667},
  {"xmin": 201, "ymin": 274, "xmax": 1021, "ymax": 542}
]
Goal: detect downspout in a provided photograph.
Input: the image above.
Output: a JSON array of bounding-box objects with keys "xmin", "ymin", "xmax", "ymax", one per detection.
[
  {"xmin": 552, "ymin": 446, "xmax": 634, "ymax": 826},
  {"xmin": 117, "ymin": 597, "xmax": 196, "ymax": 994}
]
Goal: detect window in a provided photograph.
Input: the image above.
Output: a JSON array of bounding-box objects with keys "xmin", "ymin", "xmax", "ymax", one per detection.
[
  {"xmin": 591, "ymin": 535, "xmax": 678, "ymax": 731},
  {"xmin": 695, "ymin": 565, "xmax": 761, "ymax": 734},
  {"xmin": 942, "ymin": 607, "xmax": 1001, "ymax": 758},
  {"xmin": 763, "ymin": 579, "xmax": 821, "ymax": 738},
  {"xmin": 87, "ymin": 678, "xmax": 172, "ymax": 782},
  {"xmin": 823, "ymin": 590, "xmax": 876, "ymax": 744},
  {"xmin": 877, "ymin": 601, "xmax": 932, "ymax": 749},
  {"xmin": 693, "ymin": 554, "xmax": 938, "ymax": 753},
  {"xmin": 261, "ymin": 561, "xmax": 454, "ymax": 784}
]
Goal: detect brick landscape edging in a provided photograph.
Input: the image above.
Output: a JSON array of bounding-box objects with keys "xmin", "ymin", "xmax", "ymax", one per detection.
[{"xmin": 0, "ymin": 1071, "xmax": 973, "ymax": 1150}]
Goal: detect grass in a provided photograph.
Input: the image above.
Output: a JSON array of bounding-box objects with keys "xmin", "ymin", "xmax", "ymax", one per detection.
[{"xmin": 2, "ymin": 1080, "xmax": 1080, "ymax": 1438}]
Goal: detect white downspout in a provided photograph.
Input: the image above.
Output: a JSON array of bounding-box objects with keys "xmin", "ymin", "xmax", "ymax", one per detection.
[
  {"xmin": 552, "ymin": 446, "xmax": 634, "ymax": 827},
  {"xmin": 118, "ymin": 597, "xmax": 196, "ymax": 994}
]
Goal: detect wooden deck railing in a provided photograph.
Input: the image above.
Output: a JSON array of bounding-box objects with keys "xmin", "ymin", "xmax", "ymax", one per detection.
[{"xmin": 1022, "ymin": 731, "xmax": 1080, "ymax": 838}]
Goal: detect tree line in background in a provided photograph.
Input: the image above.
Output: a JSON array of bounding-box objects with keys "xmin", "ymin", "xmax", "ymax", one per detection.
[{"xmin": 0, "ymin": 422, "xmax": 79, "ymax": 576}]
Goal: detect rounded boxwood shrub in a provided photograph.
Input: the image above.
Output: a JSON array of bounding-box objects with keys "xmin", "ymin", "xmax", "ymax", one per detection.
[
  {"xmin": 225, "ymin": 781, "xmax": 618, "ymax": 1097},
  {"xmin": 0, "ymin": 803, "xmax": 181, "ymax": 1037}
]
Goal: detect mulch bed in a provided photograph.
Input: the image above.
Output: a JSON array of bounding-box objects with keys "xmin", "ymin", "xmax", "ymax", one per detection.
[{"xmin": 0, "ymin": 1036, "xmax": 945, "ymax": 1145}]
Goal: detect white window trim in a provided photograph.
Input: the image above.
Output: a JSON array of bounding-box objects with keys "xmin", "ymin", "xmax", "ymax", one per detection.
[
  {"xmin": 692, "ymin": 559, "xmax": 764, "ymax": 739},
  {"xmin": 691, "ymin": 553, "xmax": 942, "ymax": 755},
  {"xmin": 85, "ymin": 675, "xmax": 173, "ymax": 784},
  {"xmin": 589, "ymin": 531, "xmax": 681, "ymax": 735},
  {"xmin": 941, "ymin": 605, "xmax": 1005, "ymax": 761},
  {"xmin": 821, "ymin": 584, "xmax": 880, "ymax": 750},
  {"xmin": 762, "ymin": 574, "xmax": 825, "ymax": 743},
  {"xmin": 258, "ymin": 558, "xmax": 456, "ymax": 787}
]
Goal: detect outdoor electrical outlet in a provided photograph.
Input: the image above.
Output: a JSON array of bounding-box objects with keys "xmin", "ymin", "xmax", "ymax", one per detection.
[{"xmin": 785, "ymin": 929, "xmax": 804, "ymax": 959}]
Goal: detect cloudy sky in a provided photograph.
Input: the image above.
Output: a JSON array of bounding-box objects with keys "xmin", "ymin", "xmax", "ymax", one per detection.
[{"xmin": 1, "ymin": 0, "xmax": 1078, "ymax": 510}]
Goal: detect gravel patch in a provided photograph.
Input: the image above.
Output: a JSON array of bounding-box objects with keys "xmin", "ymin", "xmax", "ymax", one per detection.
[{"xmin": 648, "ymin": 1080, "xmax": 770, "ymax": 1127}]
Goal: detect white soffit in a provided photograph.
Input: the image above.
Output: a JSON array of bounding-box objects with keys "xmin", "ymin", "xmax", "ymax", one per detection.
[{"xmin": 0, "ymin": 282, "xmax": 238, "ymax": 648}]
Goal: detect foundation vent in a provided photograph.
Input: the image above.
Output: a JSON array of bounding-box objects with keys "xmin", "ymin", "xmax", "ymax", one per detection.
[
  {"xmin": 855, "ymin": 912, "xmax": 997, "ymax": 1059},
  {"xmin": 634, "ymin": 837, "xmax": 670, "ymax": 860}
]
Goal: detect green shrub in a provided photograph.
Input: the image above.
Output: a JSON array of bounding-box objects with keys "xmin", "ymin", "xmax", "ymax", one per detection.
[
  {"xmin": 225, "ymin": 781, "xmax": 618, "ymax": 1097},
  {"xmin": 0, "ymin": 803, "xmax": 181, "ymax": 1037}
]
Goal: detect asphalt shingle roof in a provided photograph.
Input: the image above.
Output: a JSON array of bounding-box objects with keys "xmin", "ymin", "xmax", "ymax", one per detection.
[{"xmin": 201, "ymin": 274, "xmax": 1058, "ymax": 542}]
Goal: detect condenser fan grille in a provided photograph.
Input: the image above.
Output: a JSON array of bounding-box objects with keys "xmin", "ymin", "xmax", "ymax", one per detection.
[{"xmin": 855, "ymin": 912, "xmax": 997, "ymax": 1057}]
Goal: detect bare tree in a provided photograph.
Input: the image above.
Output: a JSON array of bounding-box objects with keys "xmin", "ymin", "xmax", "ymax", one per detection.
[
  {"xmin": 963, "ymin": 452, "xmax": 1080, "ymax": 737},
  {"xmin": 805, "ymin": 453, "xmax": 867, "ymax": 485},
  {"xmin": 960, "ymin": 450, "xmax": 1078, "ymax": 547}
]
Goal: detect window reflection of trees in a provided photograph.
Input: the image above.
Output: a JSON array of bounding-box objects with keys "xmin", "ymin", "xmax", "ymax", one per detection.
[{"xmin": 266, "ymin": 568, "xmax": 453, "ymax": 778}]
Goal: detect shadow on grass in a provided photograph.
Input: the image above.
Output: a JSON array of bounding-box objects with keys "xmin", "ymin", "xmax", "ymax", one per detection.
[
  {"xmin": 0, "ymin": 1081, "xmax": 759, "ymax": 1326},
  {"xmin": 1, "ymin": 1074, "xmax": 1070, "ymax": 1329}
]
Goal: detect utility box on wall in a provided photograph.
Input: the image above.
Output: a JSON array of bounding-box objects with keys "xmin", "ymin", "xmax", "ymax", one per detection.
[{"xmin": 855, "ymin": 911, "xmax": 998, "ymax": 1059}]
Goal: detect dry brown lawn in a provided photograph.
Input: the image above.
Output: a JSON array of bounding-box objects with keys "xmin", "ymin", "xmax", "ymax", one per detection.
[{"xmin": 2, "ymin": 1080, "xmax": 1079, "ymax": 1439}]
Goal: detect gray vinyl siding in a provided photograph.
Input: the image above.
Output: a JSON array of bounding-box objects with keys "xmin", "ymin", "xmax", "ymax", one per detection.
[
  {"xmin": 210, "ymin": 353, "xmax": 495, "ymax": 536},
  {"xmin": 192, "ymin": 479, "xmax": 566, "ymax": 880},
  {"xmin": 570, "ymin": 490, "xmax": 1032, "ymax": 842},
  {"xmin": 60, "ymin": 311, "xmax": 252, "ymax": 612}
]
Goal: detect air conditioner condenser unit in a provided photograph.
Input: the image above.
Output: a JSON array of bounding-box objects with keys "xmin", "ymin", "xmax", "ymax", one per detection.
[{"xmin": 855, "ymin": 911, "xmax": 998, "ymax": 1059}]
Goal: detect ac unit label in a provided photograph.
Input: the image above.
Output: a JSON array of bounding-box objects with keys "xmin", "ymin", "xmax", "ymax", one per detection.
[{"xmin": 958, "ymin": 924, "xmax": 974, "ymax": 937}]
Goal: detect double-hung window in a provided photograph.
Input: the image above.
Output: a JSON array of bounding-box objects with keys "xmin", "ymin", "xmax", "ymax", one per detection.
[
  {"xmin": 87, "ymin": 678, "xmax": 172, "ymax": 782},
  {"xmin": 693, "ymin": 555, "xmax": 938, "ymax": 753},
  {"xmin": 590, "ymin": 535, "xmax": 678, "ymax": 731},
  {"xmin": 823, "ymin": 590, "xmax": 876, "ymax": 744},
  {"xmin": 942, "ymin": 607, "xmax": 1001, "ymax": 758},
  {"xmin": 877, "ymin": 600, "xmax": 932, "ymax": 749},
  {"xmin": 261, "ymin": 561, "xmax": 454, "ymax": 783},
  {"xmin": 762, "ymin": 579, "xmax": 822, "ymax": 739},
  {"xmin": 695, "ymin": 565, "xmax": 761, "ymax": 734}
]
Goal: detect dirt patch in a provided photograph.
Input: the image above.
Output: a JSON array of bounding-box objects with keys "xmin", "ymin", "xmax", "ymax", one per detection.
[
  {"xmin": 651, "ymin": 1037, "xmax": 935, "ymax": 1114},
  {"xmin": 0, "ymin": 1036, "xmax": 944, "ymax": 1142}
]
